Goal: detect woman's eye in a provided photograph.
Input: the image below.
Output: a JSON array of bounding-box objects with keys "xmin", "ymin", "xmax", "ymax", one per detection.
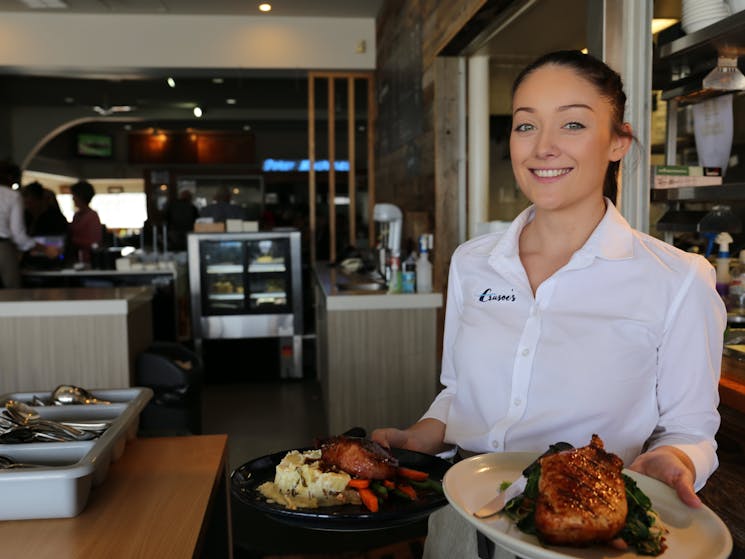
[
  {"xmin": 514, "ymin": 123, "xmax": 534, "ymax": 132},
  {"xmin": 564, "ymin": 121, "xmax": 585, "ymax": 130}
]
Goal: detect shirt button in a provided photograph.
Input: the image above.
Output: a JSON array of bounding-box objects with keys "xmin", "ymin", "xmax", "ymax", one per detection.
[
  {"xmin": 491, "ymin": 440, "xmax": 499, "ymax": 449},
  {"xmin": 513, "ymin": 398, "xmax": 522, "ymax": 406},
  {"xmin": 521, "ymin": 348, "xmax": 530, "ymax": 356}
]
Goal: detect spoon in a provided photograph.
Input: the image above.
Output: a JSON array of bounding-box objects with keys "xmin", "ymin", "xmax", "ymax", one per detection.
[
  {"xmin": 5, "ymin": 399, "xmax": 110, "ymax": 432},
  {"xmin": 52, "ymin": 385, "xmax": 111, "ymax": 405},
  {"xmin": 4, "ymin": 400, "xmax": 97, "ymax": 441},
  {"xmin": 0, "ymin": 455, "xmax": 46, "ymax": 470}
]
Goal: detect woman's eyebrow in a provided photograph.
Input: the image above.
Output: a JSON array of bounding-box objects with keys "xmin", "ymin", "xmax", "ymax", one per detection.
[
  {"xmin": 558, "ymin": 103, "xmax": 593, "ymax": 112},
  {"xmin": 513, "ymin": 103, "xmax": 594, "ymax": 116}
]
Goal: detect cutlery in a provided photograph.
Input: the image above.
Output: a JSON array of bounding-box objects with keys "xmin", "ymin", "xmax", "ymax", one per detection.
[
  {"xmin": 52, "ymin": 385, "xmax": 111, "ymax": 405},
  {"xmin": 3, "ymin": 401, "xmax": 97, "ymax": 441},
  {"xmin": 472, "ymin": 441, "xmax": 574, "ymax": 519},
  {"xmin": 473, "ymin": 475, "xmax": 527, "ymax": 518}
]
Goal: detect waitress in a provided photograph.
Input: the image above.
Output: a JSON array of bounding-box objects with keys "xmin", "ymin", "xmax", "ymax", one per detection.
[
  {"xmin": 0, "ymin": 162, "xmax": 49, "ymax": 287},
  {"xmin": 372, "ymin": 50, "xmax": 725, "ymax": 558}
]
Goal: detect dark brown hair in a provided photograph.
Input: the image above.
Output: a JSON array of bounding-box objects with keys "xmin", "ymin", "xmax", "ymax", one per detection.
[
  {"xmin": 70, "ymin": 180, "xmax": 96, "ymax": 204},
  {"xmin": 511, "ymin": 50, "xmax": 633, "ymax": 203}
]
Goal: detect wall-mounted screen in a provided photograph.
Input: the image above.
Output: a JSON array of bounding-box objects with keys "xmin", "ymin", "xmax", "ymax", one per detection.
[{"xmin": 77, "ymin": 133, "xmax": 113, "ymax": 158}]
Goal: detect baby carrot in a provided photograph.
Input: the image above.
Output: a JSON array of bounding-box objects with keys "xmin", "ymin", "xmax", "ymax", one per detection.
[
  {"xmin": 396, "ymin": 483, "xmax": 418, "ymax": 500},
  {"xmin": 397, "ymin": 467, "xmax": 429, "ymax": 481},
  {"xmin": 358, "ymin": 487, "xmax": 379, "ymax": 512},
  {"xmin": 347, "ymin": 478, "xmax": 371, "ymax": 489}
]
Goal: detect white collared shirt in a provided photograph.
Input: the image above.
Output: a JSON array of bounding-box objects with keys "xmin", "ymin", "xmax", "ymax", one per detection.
[
  {"xmin": 0, "ymin": 186, "xmax": 36, "ymax": 251},
  {"xmin": 423, "ymin": 202, "xmax": 726, "ymax": 490}
]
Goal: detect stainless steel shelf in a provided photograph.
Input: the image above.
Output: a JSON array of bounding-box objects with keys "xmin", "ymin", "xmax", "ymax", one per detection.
[
  {"xmin": 651, "ymin": 184, "xmax": 745, "ymax": 202},
  {"xmin": 659, "ymin": 10, "xmax": 745, "ymax": 60}
]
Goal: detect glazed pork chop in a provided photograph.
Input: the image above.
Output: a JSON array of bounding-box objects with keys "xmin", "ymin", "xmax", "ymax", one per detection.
[
  {"xmin": 320, "ymin": 436, "xmax": 399, "ymax": 479},
  {"xmin": 535, "ymin": 434, "xmax": 628, "ymax": 546}
]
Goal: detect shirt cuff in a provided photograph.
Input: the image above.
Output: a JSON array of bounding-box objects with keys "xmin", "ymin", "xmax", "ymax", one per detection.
[
  {"xmin": 420, "ymin": 396, "xmax": 451, "ymax": 425},
  {"xmin": 670, "ymin": 442, "xmax": 719, "ymax": 492}
]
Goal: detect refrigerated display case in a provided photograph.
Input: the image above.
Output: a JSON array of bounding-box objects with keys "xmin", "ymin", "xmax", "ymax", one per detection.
[{"xmin": 188, "ymin": 230, "xmax": 303, "ymax": 378}]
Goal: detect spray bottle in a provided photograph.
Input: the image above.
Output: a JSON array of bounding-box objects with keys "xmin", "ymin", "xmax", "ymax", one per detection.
[
  {"xmin": 416, "ymin": 234, "xmax": 433, "ymax": 294},
  {"xmin": 715, "ymin": 232, "xmax": 733, "ymax": 297}
]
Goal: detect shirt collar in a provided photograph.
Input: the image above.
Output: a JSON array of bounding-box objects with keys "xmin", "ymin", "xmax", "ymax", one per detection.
[{"xmin": 490, "ymin": 199, "xmax": 634, "ymax": 262}]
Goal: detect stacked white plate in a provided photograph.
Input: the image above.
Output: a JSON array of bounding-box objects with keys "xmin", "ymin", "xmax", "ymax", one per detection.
[{"xmin": 682, "ymin": 0, "xmax": 731, "ymax": 33}]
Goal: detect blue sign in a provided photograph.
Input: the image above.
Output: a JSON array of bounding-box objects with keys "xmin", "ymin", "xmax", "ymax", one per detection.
[{"xmin": 262, "ymin": 158, "xmax": 350, "ymax": 172}]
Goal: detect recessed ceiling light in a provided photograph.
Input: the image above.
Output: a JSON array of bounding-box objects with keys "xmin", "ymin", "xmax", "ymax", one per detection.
[
  {"xmin": 193, "ymin": 106, "xmax": 204, "ymax": 118},
  {"xmin": 226, "ymin": 98, "xmax": 237, "ymax": 105},
  {"xmin": 258, "ymin": 3, "xmax": 272, "ymax": 13},
  {"xmin": 167, "ymin": 77, "xmax": 176, "ymax": 88}
]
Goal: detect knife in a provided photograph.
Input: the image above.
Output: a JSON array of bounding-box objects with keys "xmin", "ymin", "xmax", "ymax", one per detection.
[
  {"xmin": 473, "ymin": 475, "xmax": 527, "ymax": 519},
  {"xmin": 472, "ymin": 442, "xmax": 573, "ymax": 520}
]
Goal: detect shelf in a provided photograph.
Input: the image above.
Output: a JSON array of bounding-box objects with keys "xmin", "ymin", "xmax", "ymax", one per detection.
[
  {"xmin": 249, "ymin": 292, "xmax": 286, "ymax": 300},
  {"xmin": 651, "ymin": 184, "xmax": 745, "ymax": 202},
  {"xmin": 208, "ymin": 293, "xmax": 244, "ymax": 300},
  {"xmin": 659, "ymin": 10, "xmax": 745, "ymax": 60},
  {"xmin": 657, "ymin": 11, "xmax": 745, "ymax": 105},
  {"xmin": 206, "ymin": 264, "xmax": 242, "ymax": 274},
  {"xmin": 247, "ymin": 263, "xmax": 286, "ymax": 273}
]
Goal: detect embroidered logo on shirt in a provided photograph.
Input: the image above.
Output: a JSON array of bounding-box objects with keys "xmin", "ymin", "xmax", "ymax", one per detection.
[{"xmin": 478, "ymin": 288, "xmax": 516, "ymax": 302}]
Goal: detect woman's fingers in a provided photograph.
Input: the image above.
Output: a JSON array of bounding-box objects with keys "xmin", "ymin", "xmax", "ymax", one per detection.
[{"xmin": 628, "ymin": 446, "xmax": 702, "ymax": 508}]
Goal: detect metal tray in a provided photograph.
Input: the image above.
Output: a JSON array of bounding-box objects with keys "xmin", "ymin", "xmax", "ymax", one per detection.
[{"xmin": 0, "ymin": 387, "xmax": 152, "ymax": 520}]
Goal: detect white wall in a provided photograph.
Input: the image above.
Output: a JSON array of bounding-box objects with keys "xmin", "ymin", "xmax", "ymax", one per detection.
[{"xmin": 0, "ymin": 13, "xmax": 375, "ymax": 73}]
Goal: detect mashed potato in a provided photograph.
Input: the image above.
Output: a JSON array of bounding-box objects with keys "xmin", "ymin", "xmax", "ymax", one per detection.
[{"xmin": 258, "ymin": 449, "xmax": 361, "ymax": 510}]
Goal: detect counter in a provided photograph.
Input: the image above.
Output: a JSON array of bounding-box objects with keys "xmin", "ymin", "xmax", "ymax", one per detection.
[
  {"xmin": 0, "ymin": 287, "xmax": 153, "ymax": 393},
  {"xmin": 22, "ymin": 267, "xmax": 183, "ymax": 341},
  {"xmin": 314, "ymin": 263, "xmax": 443, "ymax": 435},
  {"xmin": 0, "ymin": 435, "xmax": 232, "ymax": 559},
  {"xmin": 315, "ymin": 262, "xmax": 443, "ymax": 311}
]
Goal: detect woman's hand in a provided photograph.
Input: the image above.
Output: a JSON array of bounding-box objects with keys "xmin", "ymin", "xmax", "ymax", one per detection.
[
  {"xmin": 371, "ymin": 418, "xmax": 449, "ymax": 455},
  {"xmin": 628, "ymin": 446, "xmax": 701, "ymax": 508}
]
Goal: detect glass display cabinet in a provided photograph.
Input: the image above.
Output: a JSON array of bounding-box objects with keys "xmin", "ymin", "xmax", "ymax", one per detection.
[{"xmin": 187, "ymin": 230, "xmax": 303, "ymax": 378}]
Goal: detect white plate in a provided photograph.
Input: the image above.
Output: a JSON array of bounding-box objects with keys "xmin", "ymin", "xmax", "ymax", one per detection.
[{"xmin": 443, "ymin": 452, "xmax": 733, "ymax": 559}]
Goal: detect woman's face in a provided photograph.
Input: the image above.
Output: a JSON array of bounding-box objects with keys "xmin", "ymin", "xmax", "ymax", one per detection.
[{"xmin": 509, "ymin": 64, "xmax": 630, "ymax": 213}]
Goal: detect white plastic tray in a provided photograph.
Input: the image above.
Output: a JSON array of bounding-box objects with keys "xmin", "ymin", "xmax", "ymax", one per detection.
[{"xmin": 0, "ymin": 387, "xmax": 152, "ymax": 520}]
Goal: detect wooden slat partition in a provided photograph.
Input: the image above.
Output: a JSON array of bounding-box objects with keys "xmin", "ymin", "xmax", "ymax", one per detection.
[
  {"xmin": 307, "ymin": 71, "xmax": 374, "ymax": 264},
  {"xmin": 308, "ymin": 75, "xmax": 317, "ymax": 265},
  {"xmin": 347, "ymin": 77, "xmax": 356, "ymax": 248},
  {"xmin": 327, "ymin": 78, "xmax": 336, "ymax": 263},
  {"xmin": 367, "ymin": 77, "xmax": 376, "ymax": 250}
]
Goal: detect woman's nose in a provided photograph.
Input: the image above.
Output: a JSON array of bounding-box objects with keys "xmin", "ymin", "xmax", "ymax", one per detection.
[{"xmin": 534, "ymin": 129, "xmax": 559, "ymax": 158}]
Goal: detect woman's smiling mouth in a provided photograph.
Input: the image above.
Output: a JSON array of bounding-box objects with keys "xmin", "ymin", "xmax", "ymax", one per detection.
[{"xmin": 531, "ymin": 168, "xmax": 572, "ymax": 178}]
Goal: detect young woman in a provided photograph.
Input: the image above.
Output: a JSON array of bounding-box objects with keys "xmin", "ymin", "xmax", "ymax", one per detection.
[
  {"xmin": 68, "ymin": 180, "xmax": 102, "ymax": 264},
  {"xmin": 372, "ymin": 50, "xmax": 726, "ymax": 558}
]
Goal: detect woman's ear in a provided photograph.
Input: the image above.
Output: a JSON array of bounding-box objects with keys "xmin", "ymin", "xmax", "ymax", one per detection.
[{"xmin": 610, "ymin": 123, "xmax": 633, "ymax": 162}]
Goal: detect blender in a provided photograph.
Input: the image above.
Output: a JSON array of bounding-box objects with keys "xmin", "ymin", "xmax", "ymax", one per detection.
[{"xmin": 373, "ymin": 203, "xmax": 403, "ymax": 282}]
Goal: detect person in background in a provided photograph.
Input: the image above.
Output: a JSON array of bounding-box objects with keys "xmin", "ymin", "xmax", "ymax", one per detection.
[
  {"xmin": 22, "ymin": 181, "xmax": 68, "ymax": 236},
  {"xmin": 68, "ymin": 180, "xmax": 102, "ymax": 264},
  {"xmin": 164, "ymin": 189, "xmax": 199, "ymax": 251},
  {"xmin": 200, "ymin": 186, "xmax": 245, "ymax": 223},
  {"xmin": 372, "ymin": 50, "xmax": 726, "ymax": 558},
  {"xmin": 0, "ymin": 162, "xmax": 51, "ymax": 287}
]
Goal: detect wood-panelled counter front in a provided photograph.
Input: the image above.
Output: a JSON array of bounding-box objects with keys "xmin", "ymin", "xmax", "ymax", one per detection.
[
  {"xmin": 0, "ymin": 287, "xmax": 153, "ymax": 393},
  {"xmin": 0, "ymin": 435, "xmax": 232, "ymax": 559},
  {"xmin": 314, "ymin": 263, "xmax": 443, "ymax": 435}
]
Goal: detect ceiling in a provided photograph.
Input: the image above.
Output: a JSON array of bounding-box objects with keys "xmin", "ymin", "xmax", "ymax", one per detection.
[
  {"xmin": 0, "ymin": 0, "xmax": 382, "ymax": 18},
  {"xmin": 0, "ymin": 0, "xmax": 382, "ymax": 171}
]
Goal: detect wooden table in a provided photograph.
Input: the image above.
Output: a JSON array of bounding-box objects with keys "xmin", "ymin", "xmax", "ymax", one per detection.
[{"xmin": 0, "ymin": 435, "xmax": 232, "ymax": 559}]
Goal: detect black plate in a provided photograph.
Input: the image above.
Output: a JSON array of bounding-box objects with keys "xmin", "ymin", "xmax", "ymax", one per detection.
[{"xmin": 231, "ymin": 446, "xmax": 452, "ymax": 531}]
